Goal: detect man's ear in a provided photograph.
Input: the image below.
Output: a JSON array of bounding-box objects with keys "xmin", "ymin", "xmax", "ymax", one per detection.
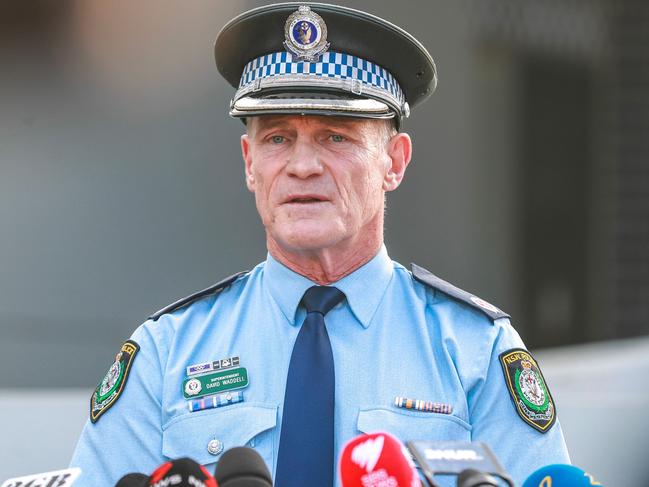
[
  {"xmin": 241, "ymin": 134, "xmax": 255, "ymax": 192},
  {"xmin": 382, "ymin": 132, "xmax": 412, "ymax": 192}
]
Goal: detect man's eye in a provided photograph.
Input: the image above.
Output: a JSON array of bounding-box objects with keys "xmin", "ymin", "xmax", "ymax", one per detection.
[
  {"xmin": 330, "ymin": 134, "xmax": 345, "ymax": 142},
  {"xmin": 271, "ymin": 135, "xmax": 285, "ymax": 144}
]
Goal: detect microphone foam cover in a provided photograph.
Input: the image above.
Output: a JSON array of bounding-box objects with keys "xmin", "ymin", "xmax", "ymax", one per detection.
[
  {"xmin": 148, "ymin": 457, "xmax": 217, "ymax": 487},
  {"xmin": 213, "ymin": 446, "xmax": 273, "ymax": 487},
  {"xmin": 115, "ymin": 473, "xmax": 148, "ymax": 487},
  {"xmin": 522, "ymin": 464, "xmax": 603, "ymax": 487},
  {"xmin": 457, "ymin": 468, "xmax": 499, "ymax": 487},
  {"xmin": 339, "ymin": 431, "xmax": 421, "ymax": 487}
]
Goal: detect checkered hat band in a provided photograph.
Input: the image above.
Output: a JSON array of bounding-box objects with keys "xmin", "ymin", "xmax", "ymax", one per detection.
[{"xmin": 239, "ymin": 51, "xmax": 405, "ymax": 105}]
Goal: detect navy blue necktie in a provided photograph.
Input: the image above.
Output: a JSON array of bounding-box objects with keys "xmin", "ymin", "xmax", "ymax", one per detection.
[{"xmin": 275, "ymin": 285, "xmax": 345, "ymax": 487}]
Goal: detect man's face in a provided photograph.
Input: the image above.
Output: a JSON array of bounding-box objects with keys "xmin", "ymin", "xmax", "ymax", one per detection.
[{"xmin": 240, "ymin": 115, "xmax": 410, "ymax": 255}]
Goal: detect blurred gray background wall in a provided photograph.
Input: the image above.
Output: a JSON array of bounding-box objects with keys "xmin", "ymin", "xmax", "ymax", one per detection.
[{"xmin": 1, "ymin": 0, "xmax": 648, "ymax": 485}]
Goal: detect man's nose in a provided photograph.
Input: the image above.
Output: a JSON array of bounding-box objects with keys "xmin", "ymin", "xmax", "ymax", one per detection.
[{"xmin": 285, "ymin": 139, "xmax": 324, "ymax": 179}]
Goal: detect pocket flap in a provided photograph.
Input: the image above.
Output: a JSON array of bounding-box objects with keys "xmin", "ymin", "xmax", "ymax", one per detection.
[
  {"xmin": 162, "ymin": 403, "xmax": 277, "ymax": 465},
  {"xmin": 357, "ymin": 407, "xmax": 471, "ymax": 443}
]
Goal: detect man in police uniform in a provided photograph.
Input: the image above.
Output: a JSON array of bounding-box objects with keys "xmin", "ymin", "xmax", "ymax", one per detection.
[{"xmin": 70, "ymin": 3, "xmax": 570, "ymax": 486}]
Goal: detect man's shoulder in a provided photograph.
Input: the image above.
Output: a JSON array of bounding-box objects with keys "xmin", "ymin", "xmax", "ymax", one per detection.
[
  {"xmin": 147, "ymin": 269, "xmax": 251, "ymax": 322},
  {"xmin": 409, "ymin": 262, "xmax": 510, "ymax": 322}
]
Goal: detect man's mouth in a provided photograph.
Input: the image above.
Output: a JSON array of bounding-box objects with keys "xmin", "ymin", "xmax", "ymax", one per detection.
[{"xmin": 283, "ymin": 195, "xmax": 328, "ymax": 204}]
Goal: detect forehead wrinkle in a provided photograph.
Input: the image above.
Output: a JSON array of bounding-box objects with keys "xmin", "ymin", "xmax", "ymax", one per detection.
[{"xmin": 249, "ymin": 115, "xmax": 376, "ymax": 134}]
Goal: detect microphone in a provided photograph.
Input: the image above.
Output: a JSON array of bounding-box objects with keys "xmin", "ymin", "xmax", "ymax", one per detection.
[
  {"xmin": 456, "ymin": 468, "xmax": 499, "ymax": 487},
  {"xmin": 148, "ymin": 458, "xmax": 217, "ymax": 487},
  {"xmin": 112, "ymin": 458, "xmax": 216, "ymax": 487},
  {"xmin": 213, "ymin": 446, "xmax": 273, "ymax": 487},
  {"xmin": 1, "ymin": 467, "xmax": 81, "ymax": 487},
  {"xmin": 406, "ymin": 440, "xmax": 513, "ymax": 487},
  {"xmin": 114, "ymin": 473, "xmax": 149, "ymax": 487},
  {"xmin": 339, "ymin": 432, "xmax": 422, "ymax": 487},
  {"xmin": 522, "ymin": 464, "xmax": 603, "ymax": 486}
]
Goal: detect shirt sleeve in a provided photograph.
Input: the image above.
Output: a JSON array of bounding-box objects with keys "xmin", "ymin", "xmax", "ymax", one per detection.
[
  {"xmin": 468, "ymin": 318, "xmax": 571, "ymax": 485},
  {"xmin": 69, "ymin": 321, "xmax": 169, "ymax": 486}
]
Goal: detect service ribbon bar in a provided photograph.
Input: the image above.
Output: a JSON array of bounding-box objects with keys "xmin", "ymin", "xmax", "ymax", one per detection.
[{"xmin": 394, "ymin": 396, "xmax": 453, "ymax": 415}]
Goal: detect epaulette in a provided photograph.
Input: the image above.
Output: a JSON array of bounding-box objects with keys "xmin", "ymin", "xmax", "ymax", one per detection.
[
  {"xmin": 411, "ymin": 263, "xmax": 510, "ymax": 321},
  {"xmin": 148, "ymin": 271, "xmax": 248, "ymax": 321}
]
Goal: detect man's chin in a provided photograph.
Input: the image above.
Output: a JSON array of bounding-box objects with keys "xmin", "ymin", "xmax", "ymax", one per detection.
[{"xmin": 272, "ymin": 225, "xmax": 346, "ymax": 253}]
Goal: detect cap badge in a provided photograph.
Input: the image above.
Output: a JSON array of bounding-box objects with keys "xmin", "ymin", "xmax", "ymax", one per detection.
[{"xmin": 283, "ymin": 6, "xmax": 330, "ymax": 62}]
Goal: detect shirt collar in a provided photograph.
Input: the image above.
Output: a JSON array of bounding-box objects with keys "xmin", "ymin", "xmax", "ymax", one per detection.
[{"xmin": 264, "ymin": 245, "xmax": 394, "ymax": 329}]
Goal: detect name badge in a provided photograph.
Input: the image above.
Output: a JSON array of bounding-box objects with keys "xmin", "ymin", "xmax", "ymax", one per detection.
[{"xmin": 183, "ymin": 367, "xmax": 249, "ymax": 399}]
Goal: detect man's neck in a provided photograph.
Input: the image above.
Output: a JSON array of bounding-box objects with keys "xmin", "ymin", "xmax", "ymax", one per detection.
[{"xmin": 267, "ymin": 237, "xmax": 383, "ymax": 285}]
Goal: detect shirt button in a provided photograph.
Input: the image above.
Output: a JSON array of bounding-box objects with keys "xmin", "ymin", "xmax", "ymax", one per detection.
[{"xmin": 207, "ymin": 439, "xmax": 224, "ymax": 456}]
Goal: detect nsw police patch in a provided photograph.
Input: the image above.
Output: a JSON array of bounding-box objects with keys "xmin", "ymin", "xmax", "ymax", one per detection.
[
  {"xmin": 499, "ymin": 348, "xmax": 556, "ymax": 433},
  {"xmin": 90, "ymin": 340, "xmax": 140, "ymax": 423}
]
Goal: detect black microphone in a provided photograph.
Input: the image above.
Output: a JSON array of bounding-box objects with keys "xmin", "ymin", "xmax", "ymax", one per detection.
[
  {"xmin": 406, "ymin": 440, "xmax": 514, "ymax": 487},
  {"xmin": 137, "ymin": 458, "xmax": 217, "ymax": 487},
  {"xmin": 457, "ymin": 469, "xmax": 499, "ymax": 487},
  {"xmin": 114, "ymin": 472, "xmax": 149, "ymax": 487},
  {"xmin": 213, "ymin": 447, "xmax": 273, "ymax": 487},
  {"xmin": 150, "ymin": 458, "xmax": 217, "ymax": 487}
]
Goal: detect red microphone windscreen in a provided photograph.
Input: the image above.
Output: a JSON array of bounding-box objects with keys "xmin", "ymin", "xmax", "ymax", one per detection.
[
  {"xmin": 339, "ymin": 432, "xmax": 422, "ymax": 487},
  {"xmin": 149, "ymin": 462, "xmax": 173, "ymax": 484},
  {"xmin": 147, "ymin": 458, "xmax": 217, "ymax": 487}
]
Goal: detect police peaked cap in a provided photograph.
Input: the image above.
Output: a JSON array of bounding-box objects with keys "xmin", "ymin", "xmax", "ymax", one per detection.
[{"xmin": 214, "ymin": 2, "xmax": 437, "ymax": 124}]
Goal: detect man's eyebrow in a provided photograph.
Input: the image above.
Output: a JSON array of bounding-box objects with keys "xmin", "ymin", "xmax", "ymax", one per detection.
[
  {"xmin": 253, "ymin": 117, "xmax": 291, "ymax": 132},
  {"xmin": 317, "ymin": 117, "xmax": 364, "ymax": 130},
  {"xmin": 254, "ymin": 116, "xmax": 288, "ymax": 132}
]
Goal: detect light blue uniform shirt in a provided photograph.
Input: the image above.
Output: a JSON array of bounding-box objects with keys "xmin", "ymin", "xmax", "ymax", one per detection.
[{"xmin": 70, "ymin": 247, "xmax": 569, "ymax": 486}]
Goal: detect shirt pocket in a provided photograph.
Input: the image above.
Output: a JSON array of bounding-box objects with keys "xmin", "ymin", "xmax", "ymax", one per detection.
[
  {"xmin": 357, "ymin": 407, "xmax": 472, "ymax": 442},
  {"xmin": 162, "ymin": 402, "xmax": 277, "ymax": 472}
]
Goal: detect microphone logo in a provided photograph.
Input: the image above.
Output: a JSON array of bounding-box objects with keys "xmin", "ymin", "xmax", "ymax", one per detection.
[
  {"xmin": 351, "ymin": 435, "xmax": 385, "ymax": 473},
  {"xmin": 150, "ymin": 475, "xmax": 182, "ymax": 487},
  {"xmin": 423, "ymin": 448, "xmax": 483, "ymax": 461}
]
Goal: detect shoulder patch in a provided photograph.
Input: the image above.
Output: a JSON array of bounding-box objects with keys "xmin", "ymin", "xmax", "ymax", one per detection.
[
  {"xmin": 499, "ymin": 348, "xmax": 556, "ymax": 433},
  {"xmin": 411, "ymin": 263, "xmax": 510, "ymax": 320},
  {"xmin": 90, "ymin": 340, "xmax": 140, "ymax": 423},
  {"xmin": 148, "ymin": 271, "xmax": 248, "ymax": 321}
]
